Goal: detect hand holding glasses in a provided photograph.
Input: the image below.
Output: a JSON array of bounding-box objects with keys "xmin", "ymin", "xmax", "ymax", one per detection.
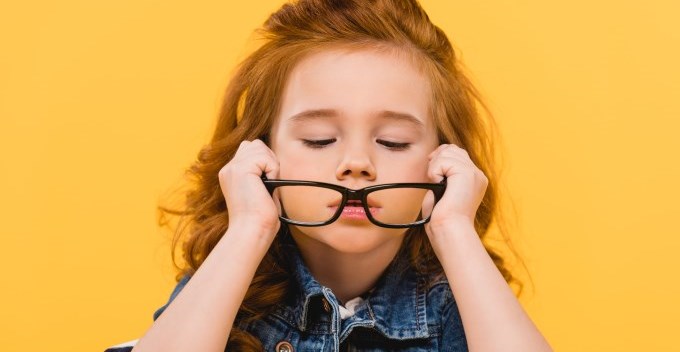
[{"xmin": 261, "ymin": 175, "xmax": 446, "ymax": 228}]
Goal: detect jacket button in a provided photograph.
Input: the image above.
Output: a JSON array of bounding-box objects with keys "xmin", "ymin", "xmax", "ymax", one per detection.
[{"xmin": 276, "ymin": 341, "xmax": 293, "ymax": 352}]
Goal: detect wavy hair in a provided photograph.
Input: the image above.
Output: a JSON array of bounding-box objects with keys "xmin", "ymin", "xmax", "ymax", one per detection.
[{"xmin": 157, "ymin": 0, "xmax": 530, "ymax": 350}]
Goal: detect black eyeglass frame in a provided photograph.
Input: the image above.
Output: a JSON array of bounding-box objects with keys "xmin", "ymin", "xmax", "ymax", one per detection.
[{"xmin": 261, "ymin": 175, "xmax": 447, "ymax": 228}]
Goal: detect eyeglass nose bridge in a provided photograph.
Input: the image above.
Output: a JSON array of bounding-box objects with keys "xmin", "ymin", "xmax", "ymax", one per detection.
[{"xmin": 344, "ymin": 188, "xmax": 365, "ymax": 202}]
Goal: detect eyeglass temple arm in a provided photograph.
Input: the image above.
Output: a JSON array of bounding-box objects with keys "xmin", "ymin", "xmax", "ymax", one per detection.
[
  {"xmin": 260, "ymin": 174, "xmax": 277, "ymax": 196},
  {"xmin": 434, "ymin": 178, "xmax": 447, "ymax": 202}
]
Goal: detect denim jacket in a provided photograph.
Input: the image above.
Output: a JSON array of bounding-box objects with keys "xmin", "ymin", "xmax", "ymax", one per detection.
[{"xmin": 104, "ymin": 230, "xmax": 468, "ymax": 351}]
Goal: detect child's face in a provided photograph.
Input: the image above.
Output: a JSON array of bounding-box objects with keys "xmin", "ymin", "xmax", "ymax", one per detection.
[{"xmin": 270, "ymin": 47, "xmax": 440, "ymax": 253}]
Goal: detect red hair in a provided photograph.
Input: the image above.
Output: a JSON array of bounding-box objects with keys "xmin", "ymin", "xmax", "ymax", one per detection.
[{"xmin": 158, "ymin": 0, "xmax": 529, "ymax": 349}]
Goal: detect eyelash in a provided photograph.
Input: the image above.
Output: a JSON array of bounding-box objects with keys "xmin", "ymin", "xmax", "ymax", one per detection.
[{"xmin": 301, "ymin": 139, "xmax": 411, "ymax": 151}]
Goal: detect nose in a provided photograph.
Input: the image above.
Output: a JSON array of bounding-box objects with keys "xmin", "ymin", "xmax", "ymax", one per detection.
[{"xmin": 335, "ymin": 144, "xmax": 377, "ymax": 183}]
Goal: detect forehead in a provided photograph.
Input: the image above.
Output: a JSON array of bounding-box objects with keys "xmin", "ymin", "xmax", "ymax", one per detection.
[{"xmin": 276, "ymin": 47, "xmax": 433, "ymax": 128}]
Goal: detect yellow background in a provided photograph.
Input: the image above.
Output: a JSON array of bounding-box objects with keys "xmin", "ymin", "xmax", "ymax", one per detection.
[{"xmin": 1, "ymin": 1, "xmax": 678, "ymax": 351}]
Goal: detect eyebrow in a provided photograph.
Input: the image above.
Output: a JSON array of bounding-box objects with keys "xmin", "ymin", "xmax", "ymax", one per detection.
[{"xmin": 287, "ymin": 109, "xmax": 425, "ymax": 128}]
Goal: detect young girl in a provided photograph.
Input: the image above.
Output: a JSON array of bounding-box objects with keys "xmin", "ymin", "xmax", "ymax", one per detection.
[{"xmin": 106, "ymin": 0, "xmax": 552, "ymax": 351}]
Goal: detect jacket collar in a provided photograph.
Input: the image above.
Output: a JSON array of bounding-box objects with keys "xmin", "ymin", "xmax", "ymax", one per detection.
[{"xmin": 277, "ymin": 227, "xmax": 430, "ymax": 340}]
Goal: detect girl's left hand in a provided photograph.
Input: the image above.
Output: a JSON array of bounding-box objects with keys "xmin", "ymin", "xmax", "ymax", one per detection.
[{"xmin": 422, "ymin": 143, "xmax": 489, "ymax": 238}]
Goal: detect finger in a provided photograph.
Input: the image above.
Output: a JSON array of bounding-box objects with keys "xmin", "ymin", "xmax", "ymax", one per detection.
[
  {"xmin": 428, "ymin": 143, "xmax": 449, "ymax": 160},
  {"xmin": 235, "ymin": 140, "xmax": 252, "ymax": 155},
  {"xmin": 427, "ymin": 153, "xmax": 467, "ymax": 182},
  {"xmin": 249, "ymin": 138, "xmax": 280, "ymax": 165},
  {"xmin": 229, "ymin": 142, "xmax": 280, "ymax": 180},
  {"xmin": 254, "ymin": 142, "xmax": 280, "ymax": 178},
  {"xmin": 435, "ymin": 145, "xmax": 474, "ymax": 166}
]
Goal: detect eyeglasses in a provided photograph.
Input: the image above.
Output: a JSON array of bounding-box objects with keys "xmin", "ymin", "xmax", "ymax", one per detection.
[{"xmin": 261, "ymin": 175, "xmax": 446, "ymax": 228}]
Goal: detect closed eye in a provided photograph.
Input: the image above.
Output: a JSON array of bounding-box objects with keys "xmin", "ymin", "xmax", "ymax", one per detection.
[
  {"xmin": 301, "ymin": 138, "xmax": 336, "ymax": 148},
  {"xmin": 301, "ymin": 138, "xmax": 411, "ymax": 151},
  {"xmin": 378, "ymin": 139, "xmax": 410, "ymax": 151}
]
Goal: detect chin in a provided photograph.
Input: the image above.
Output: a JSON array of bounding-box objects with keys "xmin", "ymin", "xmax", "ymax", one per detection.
[{"xmin": 291, "ymin": 223, "xmax": 407, "ymax": 254}]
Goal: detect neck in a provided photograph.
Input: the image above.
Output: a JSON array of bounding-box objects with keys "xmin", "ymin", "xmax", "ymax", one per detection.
[{"xmin": 290, "ymin": 228, "xmax": 405, "ymax": 305}]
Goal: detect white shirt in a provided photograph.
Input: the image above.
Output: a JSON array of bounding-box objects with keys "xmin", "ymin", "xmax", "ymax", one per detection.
[{"xmin": 338, "ymin": 295, "xmax": 366, "ymax": 320}]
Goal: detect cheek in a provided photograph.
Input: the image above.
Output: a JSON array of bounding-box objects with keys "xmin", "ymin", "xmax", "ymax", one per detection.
[
  {"xmin": 278, "ymin": 149, "xmax": 335, "ymax": 180},
  {"xmin": 376, "ymin": 154, "xmax": 431, "ymax": 182}
]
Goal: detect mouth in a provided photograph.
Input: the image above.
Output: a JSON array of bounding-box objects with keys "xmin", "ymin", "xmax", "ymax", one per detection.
[{"xmin": 327, "ymin": 199, "xmax": 381, "ymax": 220}]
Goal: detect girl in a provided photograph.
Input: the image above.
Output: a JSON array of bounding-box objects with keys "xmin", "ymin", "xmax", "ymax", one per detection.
[{"xmin": 107, "ymin": 0, "xmax": 552, "ymax": 351}]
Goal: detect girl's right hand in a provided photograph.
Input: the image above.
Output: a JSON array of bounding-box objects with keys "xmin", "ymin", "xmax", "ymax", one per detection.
[{"xmin": 218, "ymin": 138, "xmax": 281, "ymax": 241}]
